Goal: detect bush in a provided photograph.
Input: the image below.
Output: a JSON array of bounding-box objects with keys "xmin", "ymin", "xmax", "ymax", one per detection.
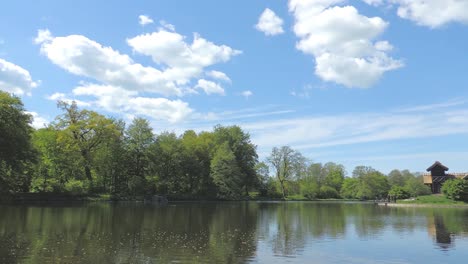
[
  {"xmin": 265, "ymin": 180, "xmax": 283, "ymax": 199},
  {"xmin": 300, "ymin": 180, "xmax": 319, "ymax": 200},
  {"xmin": 318, "ymin": 185, "xmax": 340, "ymax": 199},
  {"xmin": 404, "ymin": 177, "xmax": 431, "ymax": 197},
  {"xmin": 64, "ymin": 179, "xmax": 88, "ymax": 195},
  {"xmin": 388, "ymin": 185, "xmax": 410, "ymax": 199},
  {"xmin": 442, "ymin": 179, "xmax": 468, "ymax": 202},
  {"xmin": 128, "ymin": 176, "xmax": 147, "ymax": 196},
  {"xmin": 31, "ymin": 177, "xmax": 63, "ymax": 193}
]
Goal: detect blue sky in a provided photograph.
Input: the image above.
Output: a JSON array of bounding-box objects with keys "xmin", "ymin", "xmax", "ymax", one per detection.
[{"xmin": 1, "ymin": 0, "xmax": 468, "ymax": 174}]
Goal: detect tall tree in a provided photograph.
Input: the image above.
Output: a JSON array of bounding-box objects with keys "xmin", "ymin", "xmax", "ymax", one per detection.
[
  {"xmin": 213, "ymin": 125, "xmax": 258, "ymax": 195},
  {"xmin": 126, "ymin": 117, "xmax": 154, "ymax": 180},
  {"xmin": 55, "ymin": 101, "xmax": 119, "ymax": 182},
  {"xmin": 210, "ymin": 142, "xmax": 242, "ymax": 199},
  {"xmin": 267, "ymin": 146, "xmax": 305, "ymax": 199},
  {"xmin": 323, "ymin": 162, "xmax": 345, "ymax": 192},
  {"xmin": 150, "ymin": 132, "xmax": 184, "ymax": 195},
  {"xmin": 0, "ymin": 91, "xmax": 36, "ymax": 192}
]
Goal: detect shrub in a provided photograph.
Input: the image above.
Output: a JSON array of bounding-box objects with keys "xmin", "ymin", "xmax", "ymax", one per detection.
[
  {"xmin": 128, "ymin": 176, "xmax": 147, "ymax": 196},
  {"xmin": 300, "ymin": 179, "xmax": 319, "ymax": 200},
  {"xmin": 404, "ymin": 177, "xmax": 431, "ymax": 197},
  {"xmin": 64, "ymin": 179, "xmax": 88, "ymax": 195},
  {"xmin": 442, "ymin": 179, "xmax": 468, "ymax": 202},
  {"xmin": 31, "ymin": 177, "xmax": 63, "ymax": 193},
  {"xmin": 318, "ymin": 185, "xmax": 340, "ymax": 199},
  {"xmin": 388, "ymin": 185, "xmax": 410, "ymax": 199}
]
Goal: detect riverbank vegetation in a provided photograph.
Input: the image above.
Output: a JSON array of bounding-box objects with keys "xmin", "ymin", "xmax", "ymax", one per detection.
[
  {"xmin": 0, "ymin": 91, "xmax": 452, "ymax": 202},
  {"xmin": 398, "ymin": 195, "xmax": 467, "ymax": 205}
]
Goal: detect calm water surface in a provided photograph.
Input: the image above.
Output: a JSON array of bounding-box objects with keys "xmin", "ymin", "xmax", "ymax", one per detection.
[{"xmin": 1, "ymin": 201, "xmax": 468, "ymax": 263}]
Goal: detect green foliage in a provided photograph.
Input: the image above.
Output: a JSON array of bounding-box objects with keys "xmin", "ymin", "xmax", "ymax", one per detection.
[
  {"xmin": 398, "ymin": 195, "xmax": 466, "ymax": 204},
  {"xmin": 0, "ymin": 91, "xmax": 36, "ymax": 192},
  {"xmin": 388, "ymin": 185, "xmax": 410, "ymax": 199},
  {"xmin": 2, "ymin": 94, "xmax": 436, "ymax": 203},
  {"xmin": 404, "ymin": 176, "xmax": 431, "ymax": 197},
  {"xmin": 210, "ymin": 143, "xmax": 243, "ymax": 199},
  {"xmin": 30, "ymin": 177, "xmax": 62, "ymax": 193},
  {"xmin": 318, "ymin": 185, "xmax": 340, "ymax": 199},
  {"xmin": 340, "ymin": 178, "xmax": 359, "ymax": 199},
  {"xmin": 213, "ymin": 125, "xmax": 258, "ymax": 196},
  {"xmin": 340, "ymin": 167, "xmax": 389, "ymax": 200},
  {"xmin": 64, "ymin": 179, "xmax": 88, "ymax": 195},
  {"xmin": 267, "ymin": 146, "xmax": 306, "ymax": 199},
  {"xmin": 323, "ymin": 163, "xmax": 345, "ymax": 192},
  {"xmin": 299, "ymin": 178, "xmax": 319, "ymax": 200},
  {"xmin": 442, "ymin": 179, "xmax": 468, "ymax": 202}
]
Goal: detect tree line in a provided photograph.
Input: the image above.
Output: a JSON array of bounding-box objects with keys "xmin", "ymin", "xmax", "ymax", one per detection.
[{"xmin": 1, "ymin": 91, "xmax": 431, "ymax": 200}]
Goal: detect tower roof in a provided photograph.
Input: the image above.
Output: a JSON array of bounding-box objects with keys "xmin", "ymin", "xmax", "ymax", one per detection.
[{"xmin": 426, "ymin": 161, "xmax": 449, "ymax": 172}]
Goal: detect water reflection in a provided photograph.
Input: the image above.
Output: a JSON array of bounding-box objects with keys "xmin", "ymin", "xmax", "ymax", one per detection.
[{"xmin": 0, "ymin": 202, "xmax": 467, "ymax": 263}]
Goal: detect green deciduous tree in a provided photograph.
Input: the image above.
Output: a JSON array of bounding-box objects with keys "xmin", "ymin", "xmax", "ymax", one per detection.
[
  {"xmin": 210, "ymin": 142, "xmax": 242, "ymax": 199},
  {"xmin": 388, "ymin": 185, "xmax": 410, "ymax": 199},
  {"xmin": 213, "ymin": 125, "xmax": 258, "ymax": 196},
  {"xmin": 0, "ymin": 91, "xmax": 36, "ymax": 192},
  {"xmin": 403, "ymin": 176, "xmax": 431, "ymax": 197},
  {"xmin": 267, "ymin": 146, "xmax": 306, "ymax": 199},
  {"xmin": 442, "ymin": 179, "xmax": 468, "ymax": 202},
  {"xmin": 56, "ymin": 101, "xmax": 120, "ymax": 182}
]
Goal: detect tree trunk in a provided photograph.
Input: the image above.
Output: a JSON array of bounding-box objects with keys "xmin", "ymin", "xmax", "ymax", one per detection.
[
  {"xmin": 279, "ymin": 179, "xmax": 286, "ymax": 199},
  {"xmin": 84, "ymin": 164, "xmax": 92, "ymax": 181}
]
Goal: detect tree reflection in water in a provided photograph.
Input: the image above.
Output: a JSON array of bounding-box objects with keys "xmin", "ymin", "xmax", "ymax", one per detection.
[{"xmin": 0, "ymin": 202, "xmax": 468, "ymax": 263}]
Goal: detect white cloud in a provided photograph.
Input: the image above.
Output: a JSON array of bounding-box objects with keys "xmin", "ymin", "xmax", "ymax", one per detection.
[
  {"xmin": 206, "ymin": 70, "xmax": 231, "ymax": 83},
  {"xmin": 129, "ymin": 97, "xmax": 192, "ymax": 123},
  {"xmin": 25, "ymin": 111, "xmax": 49, "ymax": 129},
  {"xmin": 36, "ymin": 30, "xmax": 181, "ymax": 97},
  {"xmin": 362, "ymin": 0, "xmax": 384, "ymax": 6},
  {"xmin": 390, "ymin": 0, "xmax": 468, "ymax": 28},
  {"xmin": 127, "ymin": 30, "xmax": 241, "ymax": 83},
  {"xmin": 289, "ymin": 0, "xmax": 403, "ymax": 88},
  {"xmin": 195, "ymin": 79, "xmax": 225, "ymax": 95},
  {"xmin": 36, "ymin": 27, "xmax": 239, "ymax": 123},
  {"xmin": 0, "ymin": 58, "xmax": 39, "ymax": 95},
  {"xmin": 138, "ymin": 15, "xmax": 154, "ymax": 26},
  {"xmin": 72, "ymin": 83, "xmax": 193, "ymax": 123},
  {"xmin": 34, "ymin": 29, "xmax": 53, "ymax": 44},
  {"xmin": 255, "ymin": 8, "xmax": 285, "ymax": 36},
  {"xmin": 47, "ymin": 92, "xmax": 66, "ymax": 101},
  {"xmin": 46, "ymin": 92, "xmax": 90, "ymax": 107},
  {"xmin": 160, "ymin": 20, "xmax": 176, "ymax": 31},
  {"xmin": 241, "ymin": 90, "xmax": 253, "ymax": 99}
]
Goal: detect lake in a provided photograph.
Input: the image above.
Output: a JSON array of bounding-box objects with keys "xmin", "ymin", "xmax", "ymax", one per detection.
[{"xmin": 1, "ymin": 201, "xmax": 468, "ymax": 263}]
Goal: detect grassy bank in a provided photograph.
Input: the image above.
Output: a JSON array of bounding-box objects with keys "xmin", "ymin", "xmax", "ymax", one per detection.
[{"xmin": 397, "ymin": 195, "xmax": 467, "ymax": 205}]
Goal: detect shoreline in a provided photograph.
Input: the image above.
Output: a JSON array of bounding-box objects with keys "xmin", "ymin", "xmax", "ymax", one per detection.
[
  {"xmin": 0, "ymin": 193, "xmax": 366, "ymax": 204},
  {"xmin": 377, "ymin": 202, "xmax": 468, "ymax": 208}
]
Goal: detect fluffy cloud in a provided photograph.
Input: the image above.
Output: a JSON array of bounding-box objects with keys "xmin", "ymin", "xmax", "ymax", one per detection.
[
  {"xmin": 36, "ymin": 29, "xmax": 181, "ymax": 96},
  {"xmin": 255, "ymin": 8, "xmax": 285, "ymax": 36},
  {"xmin": 390, "ymin": 0, "xmax": 468, "ymax": 28},
  {"xmin": 0, "ymin": 58, "xmax": 39, "ymax": 95},
  {"xmin": 206, "ymin": 70, "xmax": 231, "ymax": 83},
  {"xmin": 195, "ymin": 79, "xmax": 225, "ymax": 95},
  {"xmin": 127, "ymin": 30, "xmax": 241, "ymax": 83},
  {"xmin": 289, "ymin": 0, "xmax": 403, "ymax": 88},
  {"xmin": 72, "ymin": 83, "xmax": 193, "ymax": 123},
  {"xmin": 138, "ymin": 15, "xmax": 154, "ymax": 26},
  {"xmin": 46, "ymin": 92, "xmax": 90, "ymax": 107},
  {"xmin": 25, "ymin": 111, "xmax": 49, "ymax": 129},
  {"xmin": 35, "ymin": 27, "xmax": 238, "ymax": 123}
]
